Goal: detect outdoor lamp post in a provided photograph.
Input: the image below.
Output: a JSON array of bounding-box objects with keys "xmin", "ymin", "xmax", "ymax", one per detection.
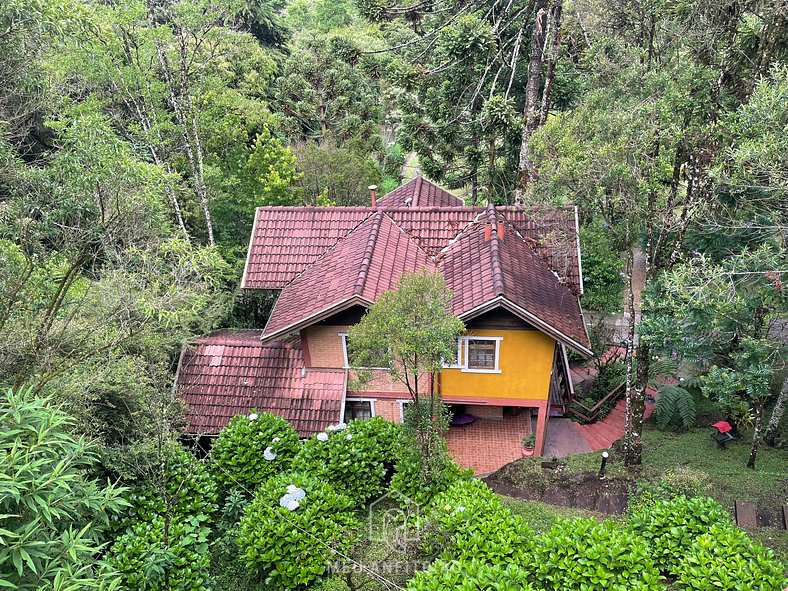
[{"xmin": 598, "ymin": 451, "xmax": 609, "ymax": 479}]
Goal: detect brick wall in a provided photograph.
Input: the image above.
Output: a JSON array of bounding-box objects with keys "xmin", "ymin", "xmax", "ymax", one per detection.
[
  {"xmin": 303, "ymin": 325, "xmax": 346, "ymax": 368},
  {"xmin": 371, "ymin": 398, "xmax": 405, "ymax": 423}
]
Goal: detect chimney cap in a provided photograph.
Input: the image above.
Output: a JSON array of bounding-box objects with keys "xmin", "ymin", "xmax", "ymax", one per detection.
[{"xmin": 368, "ymin": 185, "xmax": 378, "ymax": 191}]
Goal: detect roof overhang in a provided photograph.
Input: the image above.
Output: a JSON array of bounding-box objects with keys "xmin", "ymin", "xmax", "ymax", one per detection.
[
  {"xmin": 260, "ymin": 295, "xmax": 372, "ymax": 343},
  {"xmin": 457, "ymin": 296, "xmax": 593, "ymax": 358}
]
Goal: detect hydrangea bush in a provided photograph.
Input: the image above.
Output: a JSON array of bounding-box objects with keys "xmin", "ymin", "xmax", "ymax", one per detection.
[
  {"xmin": 425, "ymin": 478, "xmax": 532, "ymax": 564},
  {"xmin": 628, "ymin": 496, "xmax": 731, "ymax": 573},
  {"xmin": 405, "ymin": 559, "xmax": 537, "ymax": 591},
  {"xmin": 210, "ymin": 411, "xmax": 300, "ymax": 493},
  {"xmin": 529, "ymin": 518, "xmax": 663, "ymax": 590},
  {"xmin": 237, "ymin": 472, "xmax": 358, "ymax": 591},
  {"xmin": 291, "ymin": 417, "xmax": 402, "ymax": 507}
]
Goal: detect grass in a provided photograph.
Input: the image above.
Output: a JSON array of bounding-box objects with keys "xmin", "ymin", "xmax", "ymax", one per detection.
[{"xmin": 500, "ymin": 497, "xmax": 604, "ymax": 533}]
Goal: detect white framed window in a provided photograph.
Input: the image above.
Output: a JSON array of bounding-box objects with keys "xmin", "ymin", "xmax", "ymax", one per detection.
[
  {"xmin": 339, "ymin": 333, "xmax": 388, "ymax": 370},
  {"xmin": 342, "ymin": 398, "xmax": 375, "ymax": 422},
  {"xmin": 442, "ymin": 336, "xmax": 503, "ymax": 373},
  {"xmin": 397, "ymin": 399, "xmax": 412, "ymax": 423}
]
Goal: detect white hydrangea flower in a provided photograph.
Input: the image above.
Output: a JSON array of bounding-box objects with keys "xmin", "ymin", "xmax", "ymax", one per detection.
[
  {"xmin": 286, "ymin": 500, "xmax": 300, "ymax": 511},
  {"xmin": 286, "ymin": 484, "xmax": 299, "ymax": 494},
  {"xmin": 263, "ymin": 447, "xmax": 277, "ymax": 461},
  {"xmin": 248, "ymin": 413, "xmax": 259, "ymax": 421},
  {"xmin": 335, "ymin": 422, "xmax": 347, "ymax": 431},
  {"xmin": 272, "ymin": 436, "xmax": 281, "ymax": 443},
  {"xmin": 317, "ymin": 432, "xmax": 329, "ymax": 441},
  {"xmin": 279, "ymin": 493, "xmax": 294, "ymax": 507},
  {"xmin": 290, "ymin": 486, "xmax": 306, "ymax": 501},
  {"xmin": 454, "ymin": 505, "xmax": 466, "ymax": 513},
  {"xmin": 326, "ymin": 425, "xmax": 336, "ymax": 432},
  {"xmin": 346, "ymin": 434, "xmax": 353, "ymax": 440}
]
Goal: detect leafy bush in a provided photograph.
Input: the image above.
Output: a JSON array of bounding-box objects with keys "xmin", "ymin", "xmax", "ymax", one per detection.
[
  {"xmin": 292, "ymin": 417, "xmax": 402, "ymax": 506},
  {"xmin": 579, "ymin": 220, "xmax": 625, "ymax": 314},
  {"xmin": 628, "ymin": 496, "xmax": 731, "ymax": 573},
  {"xmin": 121, "ymin": 444, "xmax": 217, "ymax": 528},
  {"xmin": 211, "ymin": 410, "xmax": 300, "ymax": 494},
  {"xmin": 109, "ymin": 516, "xmax": 211, "ymax": 591},
  {"xmin": 390, "ymin": 442, "xmax": 468, "ymax": 506},
  {"xmin": 674, "ymin": 524, "xmax": 788, "ymax": 590},
  {"xmin": 0, "ymin": 387, "xmax": 127, "ymax": 591},
  {"xmin": 426, "ymin": 479, "xmax": 532, "ymax": 563},
  {"xmin": 109, "ymin": 445, "xmax": 216, "ymax": 591},
  {"xmin": 529, "ymin": 518, "xmax": 663, "ymax": 590},
  {"xmin": 405, "ymin": 559, "xmax": 536, "ymax": 591},
  {"xmin": 237, "ymin": 472, "xmax": 358, "ymax": 591}
]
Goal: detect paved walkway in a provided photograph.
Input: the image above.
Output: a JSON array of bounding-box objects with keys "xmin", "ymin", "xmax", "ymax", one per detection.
[
  {"xmin": 543, "ymin": 418, "xmax": 592, "ymax": 456},
  {"xmin": 446, "ymin": 413, "xmax": 532, "ymax": 476}
]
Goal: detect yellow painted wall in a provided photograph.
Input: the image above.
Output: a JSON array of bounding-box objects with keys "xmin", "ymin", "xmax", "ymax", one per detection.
[{"xmin": 441, "ymin": 329, "xmax": 556, "ymax": 401}]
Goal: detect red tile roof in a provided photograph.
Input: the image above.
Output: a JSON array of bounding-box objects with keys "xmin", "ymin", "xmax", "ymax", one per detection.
[
  {"xmin": 176, "ymin": 330, "xmax": 344, "ymax": 435},
  {"xmin": 262, "ymin": 212, "xmax": 435, "ymax": 340},
  {"xmin": 437, "ymin": 207, "xmax": 590, "ymax": 352},
  {"xmin": 242, "ymin": 206, "xmax": 581, "ymax": 293},
  {"xmin": 378, "ymin": 176, "xmax": 465, "ymax": 208}
]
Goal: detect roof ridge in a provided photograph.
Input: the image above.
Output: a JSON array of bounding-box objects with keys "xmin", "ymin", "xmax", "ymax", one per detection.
[
  {"xmin": 412, "ymin": 175, "xmax": 423, "ymax": 207},
  {"xmin": 487, "ymin": 204, "xmax": 505, "ymax": 297},
  {"xmin": 354, "ymin": 210, "xmax": 384, "ymax": 296}
]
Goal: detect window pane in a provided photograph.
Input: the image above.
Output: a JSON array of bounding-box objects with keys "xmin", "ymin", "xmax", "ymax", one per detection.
[
  {"xmin": 467, "ymin": 339, "xmax": 496, "ymax": 369},
  {"xmin": 344, "ymin": 401, "xmax": 372, "ymax": 421}
]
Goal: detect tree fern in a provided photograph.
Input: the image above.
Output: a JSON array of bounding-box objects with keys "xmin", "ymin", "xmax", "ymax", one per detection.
[{"xmin": 654, "ymin": 384, "xmax": 697, "ymax": 429}]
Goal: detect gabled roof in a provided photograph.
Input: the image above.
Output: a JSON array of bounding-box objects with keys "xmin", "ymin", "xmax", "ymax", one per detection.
[
  {"xmin": 262, "ymin": 212, "xmax": 435, "ymax": 341},
  {"xmin": 377, "ymin": 176, "xmax": 465, "ymax": 208},
  {"xmin": 242, "ymin": 205, "xmax": 582, "ymax": 293},
  {"xmin": 176, "ymin": 330, "xmax": 344, "ymax": 435},
  {"xmin": 438, "ymin": 206, "xmax": 590, "ymax": 354}
]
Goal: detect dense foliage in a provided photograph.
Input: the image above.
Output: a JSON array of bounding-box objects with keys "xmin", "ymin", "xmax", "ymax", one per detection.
[
  {"xmin": 405, "ymin": 560, "xmax": 536, "ymax": 591},
  {"xmin": 629, "ymin": 496, "xmax": 733, "ymax": 574},
  {"xmin": 292, "ymin": 417, "xmax": 402, "ymax": 506},
  {"xmin": 425, "ymin": 479, "xmax": 532, "ymax": 564},
  {"xmin": 0, "ymin": 387, "xmax": 127, "ymax": 590},
  {"xmin": 211, "ymin": 411, "xmax": 300, "ymax": 493},
  {"xmin": 237, "ymin": 473, "xmax": 358, "ymax": 591}
]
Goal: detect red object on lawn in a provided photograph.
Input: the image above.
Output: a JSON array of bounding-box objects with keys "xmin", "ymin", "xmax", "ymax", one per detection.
[{"xmin": 712, "ymin": 421, "xmax": 733, "ymax": 433}]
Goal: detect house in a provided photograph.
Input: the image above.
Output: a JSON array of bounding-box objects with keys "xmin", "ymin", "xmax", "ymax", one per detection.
[{"xmin": 175, "ymin": 177, "xmax": 591, "ymax": 471}]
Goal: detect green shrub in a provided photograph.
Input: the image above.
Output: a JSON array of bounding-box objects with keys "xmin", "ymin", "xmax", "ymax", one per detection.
[
  {"xmin": 675, "ymin": 524, "xmax": 787, "ymax": 590},
  {"xmin": 405, "ymin": 559, "xmax": 536, "ymax": 591},
  {"xmin": 292, "ymin": 417, "xmax": 402, "ymax": 506},
  {"xmin": 122, "ymin": 445, "xmax": 217, "ymax": 528},
  {"xmin": 390, "ymin": 442, "xmax": 469, "ymax": 506},
  {"xmin": 211, "ymin": 411, "xmax": 300, "ymax": 493},
  {"xmin": 109, "ymin": 516, "xmax": 211, "ymax": 591},
  {"xmin": 579, "ymin": 220, "xmax": 625, "ymax": 314},
  {"xmin": 529, "ymin": 518, "xmax": 663, "ymax": 590},
  {"xmin": 628, "ymin": 496, "xmax": 731, "ymax": 573},
  {"xmin": 426, "ymin": 479, "xmax": 532, "ymax": 563},
  {"xmin": 237, "ymin": 472, "xmax": 358, "ymax": 591},
  {"xmin": 0, "ymin": 387, "xmax": 127, "ymax": 591}
]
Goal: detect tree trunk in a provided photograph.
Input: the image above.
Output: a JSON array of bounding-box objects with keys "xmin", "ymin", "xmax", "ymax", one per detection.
[
  {"xmin": 747, "ymin": 400, "xmax": 765, "ymax": 469},
  {"xmin": 539, "ymin": 0, "xmax": 562, "ymax": 126},
  {"xmin": 514, "ymin": 0, "xmax": 548, "ymax": 204},
  {"xmin": 625, "ymin": 341, "xmax": 649, "ymax": 466},
  {"xmin": 764, "ymin": 375, "xmax": 788, "ymax": 446}
]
